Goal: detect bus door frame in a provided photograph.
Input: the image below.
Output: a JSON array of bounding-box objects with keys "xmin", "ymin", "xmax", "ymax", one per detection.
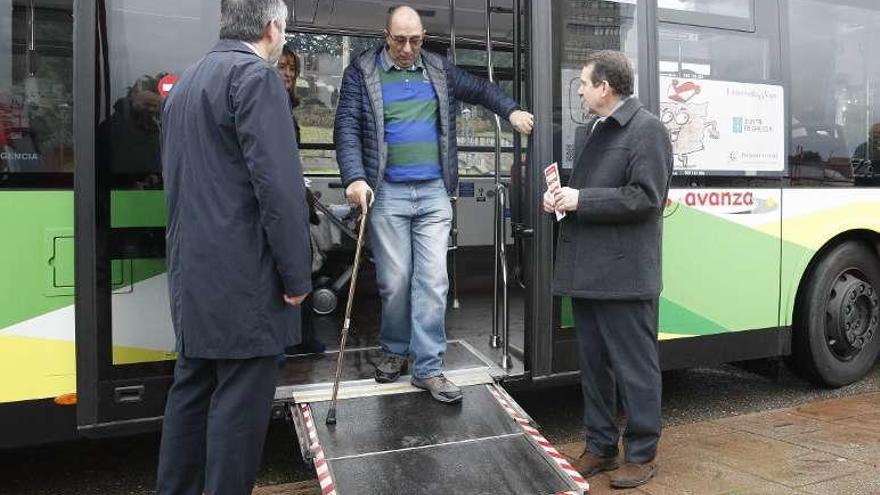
[
  {"xmin": 522, "ymin": 0, "xmax": 656, "ymax": 386},
  {"xmin": 74, "ymin": 0, "xmax": 171, "ymax": 437}
]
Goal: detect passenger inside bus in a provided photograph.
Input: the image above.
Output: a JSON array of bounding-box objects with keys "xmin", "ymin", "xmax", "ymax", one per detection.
[
  {"xmin": 96, "ymin": 73, "xmax": 166, "ymax": 189},
  {"xmin": 278, "ymin": 42, "xmax": 326, "ymax": 355},
  {"xmin": 790, "ymin": 110, "xmax": 851, "ymax": 184},
  {"xmin": 852, "ymin": 122, "xmax": 880, "ymax": 182}
]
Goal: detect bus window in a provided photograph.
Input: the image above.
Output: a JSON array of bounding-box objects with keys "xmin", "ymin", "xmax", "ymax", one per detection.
[
  {"xmin": 453, "ymin": 48, "xmax": 516, "ymax": 176},
  {"xmin": 97, "ymin": 1, "xmax": 223, "ymax": 366},
  {"xmin": 98, "ymin": 1, "xmax": 222, "ymax": 190},
  {"xmin": 0, "ymin": 1, "xmax": 73, "ymax": 185},
  {"xmin": 553, "ymin": 0, "xmax": 639, "ymax": 170},
  {"xmin": 788, "ymin": 0, "xmax": 880, "ymax": 186},
  {"xmin": 454, "ymin": 49, "xmax": 513, "ymax": 69},
  {"xmin": 658, "ymin": 18, "xmax": 783, "ymax": 175},
  {"xmin": 659, "ymin": 0, "xmax": 751, "ymax": 19},
  {"xmin": 290, "ymin": 32, "xmax": 519, "ymax": 177},
  {"xmin": 287, "ymin": 33, "xmax": 377, "ymax": 174},
  {"xmin": 658, "ymin": 25, "xmax": 777, "ymax": 84},
  {"xmin": 458, "ymin": 78, "xmax": 516, "ymax": 177},
  {"xmin": 658, "ymin": 0, "xmax": 754, "ymax": 32}
]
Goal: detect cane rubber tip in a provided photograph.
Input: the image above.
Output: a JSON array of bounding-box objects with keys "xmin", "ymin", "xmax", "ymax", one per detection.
[{"xmin": 326, "ymin": 410, "xmax": 337, "ymax": 425}]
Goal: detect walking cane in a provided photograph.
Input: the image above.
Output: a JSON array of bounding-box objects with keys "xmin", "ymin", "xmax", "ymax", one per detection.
[{"xmin": 326, "ymin": 193, "xmax": 371, "ymax": 425}]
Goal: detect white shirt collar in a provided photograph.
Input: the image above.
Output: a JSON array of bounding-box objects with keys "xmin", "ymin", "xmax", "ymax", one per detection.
[{"xmin": 241, "ymin": 41, "xmax": 264, "ymax": 60}]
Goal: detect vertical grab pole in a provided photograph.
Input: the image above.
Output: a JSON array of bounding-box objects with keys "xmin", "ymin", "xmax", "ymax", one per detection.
[
  {"xmin": 511, "ymin": 0, "xmax": 525, "ymax": 288},
  {"xmin": 487, "ymin": 0, "xmax": 502, "ymax": 349},
  {"xmin": 498, "ymin": 183, "xmax": 511, "ymax": 369},
  {"xmin": 486, "ymin": 1, "xmax": 510, "ymax": 366},
  {"xmin": 449, "ymin": 0, "xmax": 461, "ymax": 310}
]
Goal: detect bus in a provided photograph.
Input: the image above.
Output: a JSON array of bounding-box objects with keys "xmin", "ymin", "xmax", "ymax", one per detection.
[{"xmin": 2, "ymin": 0, "xmax": 880, "ymax": 452}]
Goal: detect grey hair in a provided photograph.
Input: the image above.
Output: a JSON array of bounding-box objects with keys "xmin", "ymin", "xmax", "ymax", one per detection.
[{"xmin": 220, "ymin": 0, "xmax": 288, "ymax": 42}]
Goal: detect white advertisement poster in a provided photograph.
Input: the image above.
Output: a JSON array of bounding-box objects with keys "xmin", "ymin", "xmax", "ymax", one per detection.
[{"xmin": 659, "ymin": 76, "xmax": 784, "ymax": 173}]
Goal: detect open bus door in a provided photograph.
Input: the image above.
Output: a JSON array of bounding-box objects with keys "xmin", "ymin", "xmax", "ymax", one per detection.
[
  {"xmin": 73, "ymin": 0, "xmax": 224, "ymax": 436},
  {"xmin": 522, "ymin": 0, "xmax": 654, "ymax": 386}
]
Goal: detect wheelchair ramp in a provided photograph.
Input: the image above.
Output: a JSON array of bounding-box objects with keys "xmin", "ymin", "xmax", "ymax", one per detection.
[{"xmin": 291, "ymin": 384, "xmax": 588, "ymax": 495}]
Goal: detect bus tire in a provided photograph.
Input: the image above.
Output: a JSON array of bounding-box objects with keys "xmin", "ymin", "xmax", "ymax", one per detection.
[{"xmin": 793, "ymin": 241, "xmax": 880, "ymax": 387}]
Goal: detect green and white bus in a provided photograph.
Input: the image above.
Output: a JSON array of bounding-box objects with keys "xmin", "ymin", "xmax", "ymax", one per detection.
[{"xmin": 3, "ymin": 0, "xmax": 880, "ymax": 449}]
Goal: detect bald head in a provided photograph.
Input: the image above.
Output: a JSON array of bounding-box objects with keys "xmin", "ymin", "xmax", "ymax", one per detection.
[
  {"xmin": 383, "ymin": 4, "xmax": 425, "ymax": 69},
  {"xmin": 386, "ymin": 5, "xmax": 422, "ymax": 30}
]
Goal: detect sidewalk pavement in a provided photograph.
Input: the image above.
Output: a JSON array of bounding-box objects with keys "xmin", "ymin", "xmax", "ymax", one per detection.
[{"xmin": 253, "ymin": 392, "xmax": 880, "ymax": 495}]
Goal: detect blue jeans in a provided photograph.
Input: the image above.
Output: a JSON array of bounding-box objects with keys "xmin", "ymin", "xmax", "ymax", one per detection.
[{"xmin": 369, "ymin": 178, "xmax": 452, "ymax": 379}]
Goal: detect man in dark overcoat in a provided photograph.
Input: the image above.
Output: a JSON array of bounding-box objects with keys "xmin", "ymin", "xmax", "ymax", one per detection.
[
  {"xmin": 156, "ymin": 1, "xmax": 311, "ymax": 493},
  {"xmin": 545, "ymin": 50, "xmax": 673, "ymax": 490}
]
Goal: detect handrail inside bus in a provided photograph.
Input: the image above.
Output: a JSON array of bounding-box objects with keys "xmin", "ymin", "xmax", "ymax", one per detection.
[{"xmin": 487, "ymin": 0, "xmax": 512, "ymax": 370}]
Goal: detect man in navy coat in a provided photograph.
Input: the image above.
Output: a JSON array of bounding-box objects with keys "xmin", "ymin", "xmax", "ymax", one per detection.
[
  {"xmin": 546, "ymin": 50, "xmax": 672, "ymax": 489},
  {"xmin": 156, "ymin": 1, "xmax": 311, "ymax": 493}
]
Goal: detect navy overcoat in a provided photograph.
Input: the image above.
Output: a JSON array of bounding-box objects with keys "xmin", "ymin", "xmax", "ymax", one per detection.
[{"xmin": 161, "ymin": 39, "xmax": 312, "ymax": 359}]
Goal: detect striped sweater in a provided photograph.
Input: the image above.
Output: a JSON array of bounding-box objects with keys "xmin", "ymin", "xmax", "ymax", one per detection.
[{"xmin": 378, "ymin": 56, "xmax": 442, "ymax": 182}]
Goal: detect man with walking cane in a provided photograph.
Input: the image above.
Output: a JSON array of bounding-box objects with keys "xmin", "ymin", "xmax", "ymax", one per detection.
[{"xmin": 334, "ymin": 5, "xmax": 534, "ymax": 403}]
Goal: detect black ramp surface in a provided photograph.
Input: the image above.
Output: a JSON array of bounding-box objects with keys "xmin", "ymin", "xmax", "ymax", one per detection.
[
  {"xmin": 279, "ymin": 340, "xmax": 486, "ymax": 386},
  {"xmin": 308, "ymin": 386, "xmax": 519, "ymax": 459},
  {"xmin": 328, "ymin": 434, "xmax": 571, "ymax": 494}
]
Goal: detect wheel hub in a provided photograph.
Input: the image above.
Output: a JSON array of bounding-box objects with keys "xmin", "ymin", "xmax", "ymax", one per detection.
[
  {"xmin": 826, "ymin": 272, "xmax": 879, "ymax": 359},
  {"xmin": 312, "ymin": 287, "xmax": 338, "ymax": 315}
]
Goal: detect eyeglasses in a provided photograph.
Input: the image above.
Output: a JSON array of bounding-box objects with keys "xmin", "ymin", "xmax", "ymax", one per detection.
[{"xmin": 388, "ymin": 34, "xmax": 424, "ymax": 47}]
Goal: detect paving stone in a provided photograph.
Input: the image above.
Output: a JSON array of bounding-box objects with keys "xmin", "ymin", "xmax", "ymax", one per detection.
[
  {"xmin": 659, "ymin": 421, "xmax": 736, "ymax": 447},
  {"xmin": 734, "ymin": 450, "xmax": 864, "ymax": 488},
  {"xmin": 664, "ymin": 430, "xmax": 812, "ymax": 468},
  {"xmin": 801, "ymin": 467, "xmax": 880, "ymax": 495},
  {"xmin": 715, "ymin": 410, "xmax": 825, "ymax": 439},
  {"xmin": 791, "ymin": 393, "xmax": 880, "ymax": 422},
  {"xmin": 638, "ymin": 453, "xmax": 803, "ymax": 495},
  {"xmin": 786, "ymin": 423, "xmax": 880, "ymax": 465},
  {"xmin": 834, "ymin": 411, "xmax": 880, "ymax": 434}
]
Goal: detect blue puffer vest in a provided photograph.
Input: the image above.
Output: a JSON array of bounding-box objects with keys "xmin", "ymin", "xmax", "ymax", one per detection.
[{"xmin": 334, "ymin": 45, "xmax": 519, "ymax": 195}]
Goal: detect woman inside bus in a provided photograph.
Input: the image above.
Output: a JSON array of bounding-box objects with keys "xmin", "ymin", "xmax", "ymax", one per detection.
[
  {"xmin": 279, "ymin": 42, "xmax": 304, "ymax": 144},
  {"xmin": 279, "ymin": 42, "xmax": 325, "ymax": 355}
]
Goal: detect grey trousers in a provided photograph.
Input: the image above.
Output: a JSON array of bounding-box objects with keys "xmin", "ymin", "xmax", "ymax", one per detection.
[
  {"xmin": 572, "ymin": 298, "xmax": 662, "ymax": 463},
  {"xmin": 155, "ymin": 354, "xmax": 280, "ymax": 495}
]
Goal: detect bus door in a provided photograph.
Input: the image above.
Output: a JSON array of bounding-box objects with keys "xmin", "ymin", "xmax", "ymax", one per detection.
[
  {"xmin": 74, "ymin": 0, "xmax": 224, "ymax": 435},
  {"xmin": 531, "ymin": 1, "xmax": 786, "ymax": 378},
  {"xmin": 285, "ymin": 0, "xmax": 532, "ymax": 379},
  {"xmin": 657, "ymin": 0, "xmax": 785, "ymax": 366},
  {"xmin": 528, "ymin": 0, "xmax": 651, "ymax": 381}
]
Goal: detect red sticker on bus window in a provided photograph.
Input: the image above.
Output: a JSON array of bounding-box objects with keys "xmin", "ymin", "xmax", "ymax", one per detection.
[{"xmin": 157, "ymin": 74, "xmax": 178, "ymax": 97}]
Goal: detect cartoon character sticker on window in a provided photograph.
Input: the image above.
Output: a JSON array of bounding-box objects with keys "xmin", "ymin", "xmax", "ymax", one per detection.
[{"xmin": 661, "ymin": 79, "xmax": 719, "ymax": 168}]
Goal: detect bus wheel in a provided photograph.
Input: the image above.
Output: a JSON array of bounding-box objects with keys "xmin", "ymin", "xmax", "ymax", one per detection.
[{"xmin": 794, "ymin": 241, "xmax": 880, "ymax": 387}]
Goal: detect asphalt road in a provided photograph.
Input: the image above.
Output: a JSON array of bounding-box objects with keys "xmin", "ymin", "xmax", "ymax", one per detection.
[{"xmin": 3, "ymin": 359, "xmax": 879, "ymax": 495}]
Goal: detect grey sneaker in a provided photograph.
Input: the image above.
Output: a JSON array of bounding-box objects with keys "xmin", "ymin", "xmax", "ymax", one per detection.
[
  {"xmin": 375, "ymin": 354, "xmax": 407, "ymax": 383},
  {"xmin": 411, "ymin": 374, "xmax": 463, "ymax": 403}
]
